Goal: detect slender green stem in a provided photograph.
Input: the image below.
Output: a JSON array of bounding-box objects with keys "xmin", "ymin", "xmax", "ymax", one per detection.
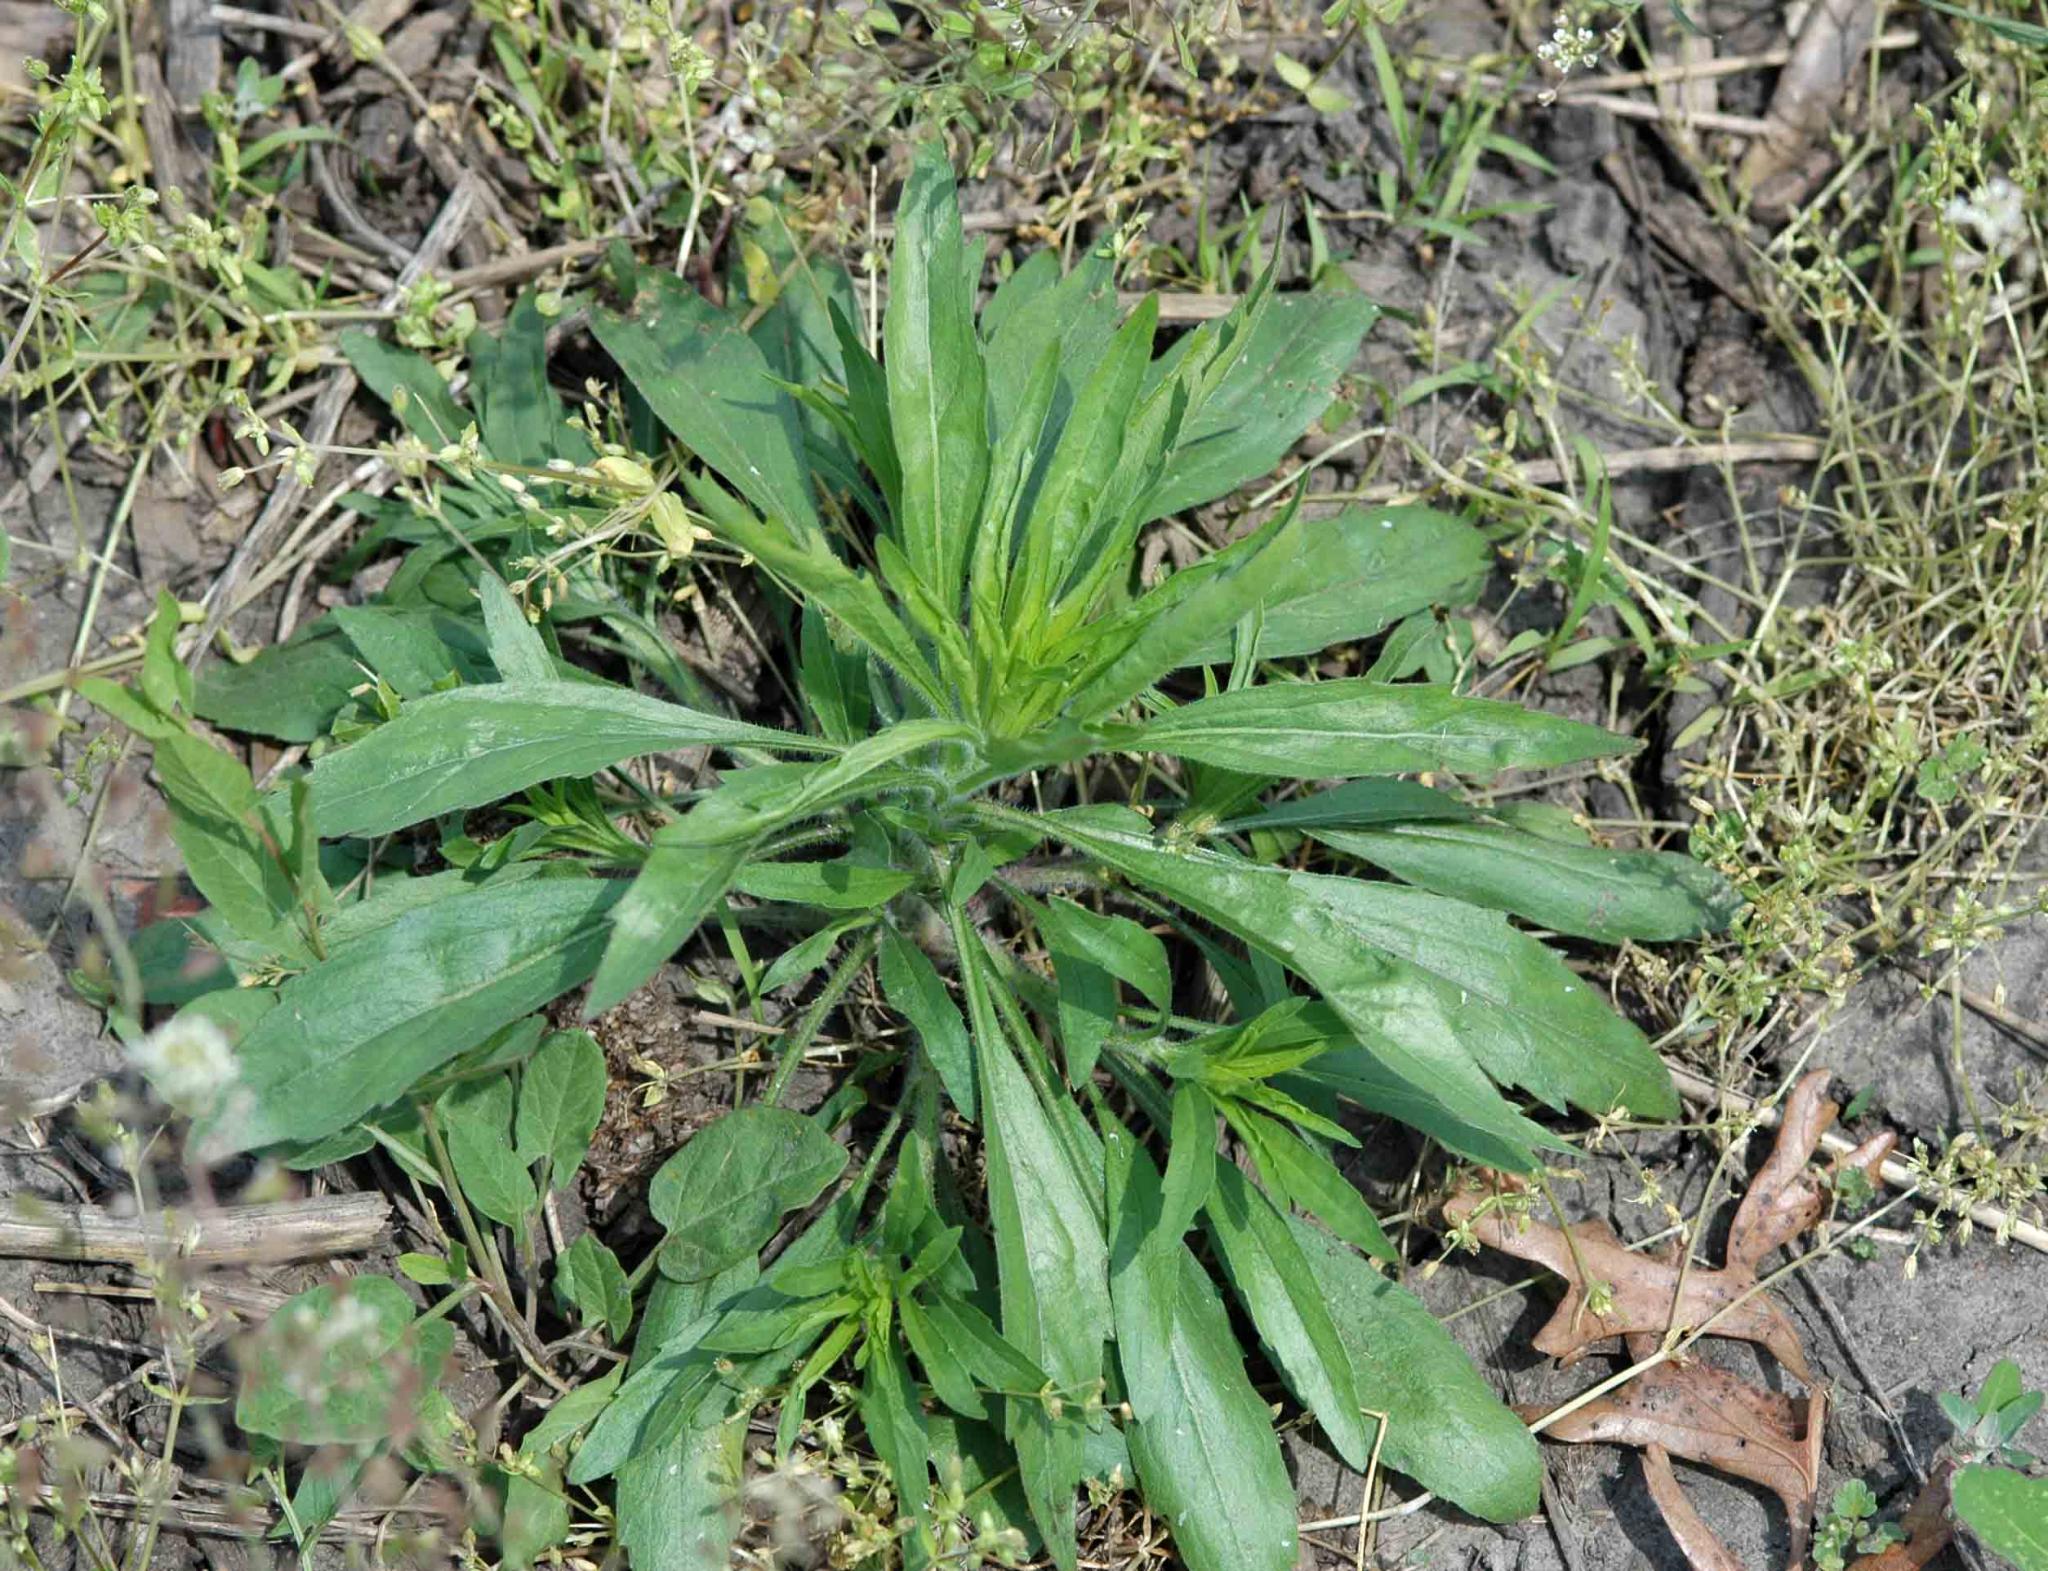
[{"xmin": 763, "ymin": 924, "xmax": 882, "ymax": 1106}]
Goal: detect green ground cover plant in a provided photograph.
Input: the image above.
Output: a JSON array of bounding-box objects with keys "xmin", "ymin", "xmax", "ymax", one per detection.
[{"xmin": 82, "ymin": 145, "xmax": 1748, "ymax": 1570}]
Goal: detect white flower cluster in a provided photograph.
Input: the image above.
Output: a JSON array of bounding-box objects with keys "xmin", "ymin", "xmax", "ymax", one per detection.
[
  {"xmin": 1537, "ymin": 16, "xmax": 1602, "ymax": 77},
  {"xmin": 125, "ymin": 1015, "xmax": 237, "ymax": 1113},
  {"xmin": 1945, "ymin": 176, "xmax": 2028, "ymax": 263}
]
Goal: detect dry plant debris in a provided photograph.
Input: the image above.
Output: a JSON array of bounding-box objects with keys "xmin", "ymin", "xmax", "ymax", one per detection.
[{"xmin": 1443, "ymin": 1070, "xmax": 1897, "ymax": 1569}]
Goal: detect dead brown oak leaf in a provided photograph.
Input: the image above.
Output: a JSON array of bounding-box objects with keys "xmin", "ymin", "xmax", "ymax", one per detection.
[{"xmin": 1442, "ymin": 1070, "xmax": 1895, "ymax": 1570}]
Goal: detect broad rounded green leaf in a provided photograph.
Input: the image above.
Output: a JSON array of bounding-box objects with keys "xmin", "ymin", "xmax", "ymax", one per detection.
[
  {"xmin": 193, "ymin": 622, "xmax": 364, "ymax": 741},
  {"xmin": 1292, "ymin": 1215, "xmax": 1542, "ymax": 1523},
  {"xmin": 439, "ymin": 1074, "xmax": 537, "ymax": 1227},
  {"xmin": 616, "ymin": 1411, "xmax": 746, "ymax": 1571},
  {"xmin": 649, "ymin": 1107, "xmax": 848, "ymax": 1281},
  {"xmin": 1127, "ymin": 678, "xmax": 1634, "ymax": 779},
  {"xmin": 310, "ymin": 680, "xmax": 825, "ymax": 838},
  {"xmin": 516, "ymin": 1028, "xmax": 609, "ymax": 1182},
  {"xmin": 195, "ymin": 873, "xmax": 624, "ymax": 1153},
  {"xmin": 1318, "ymin": 821, "xmax": 1742, "ymax": 941},
  {"xmin": 1954, "ymin": 1466, "xmax": 2048, "ymax": 1569},
  {"xmin": 235, "ymin": 1277, "xmax": 452, "ymax": 1445}
]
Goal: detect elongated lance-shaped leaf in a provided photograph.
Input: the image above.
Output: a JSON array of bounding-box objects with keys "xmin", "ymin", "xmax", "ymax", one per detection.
[
  {"xmin": 1203, "ymin": 1163, "xmax": 1375, "ymax": 1468},
  {"xmin": 1139, "ymin": 290, "xmax": 1379, "ymax": 522},
  {"xmin": 591, "ymin": 271, "xmax": 820, "ymax": 536},
  {"xmin": 1007, "ymin": 295, "xmax": 1160, "ymax": 638},
  {"xmin": 1055, "ymin": 507, "xmax": 1304, "ymax": 723},
  {"xmin": 193, "ymin": 873, "xmax": 625, "ymax": 1153},
  {"xmin": 1020, "ymin": 807, "xmax": 1564, "ymax": 1168},
  {"xmin": 1177, "ymin": 504, "xmax": 1491, "ymax": 666},
  {"xmin": 1317, "ymin": 821, "xmax": 1741, "ymax": 941},
  {"xmin": 309, "ymin": 680, "xmax": 827, "ymax": 840},
  {"xmin": 979, "ymin": 249, "xmax": 1120, "ymax": 453},
  {"xmin": 950, "ymin": 904, "xmax": 1108, "ymax": 1567},
  {"xmin": 1121, "ymin": 1240, "xmax": 1298, "ymax": 1571},
  {"xmin": 1291, "ymin": 1214, "xmax": 1542, "ymax": 1522},
  {"xmin": 682, "ymin": 469, "xmax": 949, "ymax": 715},
  {"xmin": 885, "ymin": 144, "xmax": 989, "ymax": 612},
  {"xmin": 1122, "ymin": 678, "xmax": 1635, "ymax": 780}
]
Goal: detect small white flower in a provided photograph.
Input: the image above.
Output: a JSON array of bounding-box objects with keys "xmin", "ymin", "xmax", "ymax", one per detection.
[
  {"xmin": 127, "ymin": 1015, "xmax": 238, "ymax": 1112},
  {"xmin": 1946, "ymin": 176, "xmax": 2027, "ymax": 259}
]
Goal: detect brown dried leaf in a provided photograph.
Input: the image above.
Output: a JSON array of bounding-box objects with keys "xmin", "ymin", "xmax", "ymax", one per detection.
[
  {"xmin": 1443, "ymin": 1071, "xmax": 1895, "ymax": 1380},
  {"xmin": 1446, "ymin": 1069, "xmax": 1894, "ymax": 1571},
  {"xmin": 1524, "ymin": 1332, "xmax": 1825, "ymax": 1559},
  {"xmin": 1644, "ymin": 1445, "xmax": 1746, "ymax": 1571}
]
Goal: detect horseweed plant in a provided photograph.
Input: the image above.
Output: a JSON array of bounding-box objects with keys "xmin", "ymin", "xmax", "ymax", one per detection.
[{"xmin": 93, "ymin": 147, "xmax": 1739, "ymax": 1570}]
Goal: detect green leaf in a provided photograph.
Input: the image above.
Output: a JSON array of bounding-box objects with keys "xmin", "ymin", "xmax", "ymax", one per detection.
[
  {"xmin": 1954, "ymin": 1466, "xmax": 2048, "ymax": 1569},
  {"xmin": 496, "ymin": 1462, "xmax": 570, "ymax": 1571},
  {"xmin": 153, "ymin": 734, "xmax": 299, "ymax": 945},
  {"xmin": 1062, "ymin": 509, "xmax": 1304, "ymax": 721},
  {"xmin": 587, "ymin": 831, "xmax": 753, "ymax": 1017},
  {"xmin": 1237, "ymin": 1108, "xmax": 1393, "ymax": 1262},
  {"xmin": 1292, "ymin": 1215, "xmax": 1541, "ymax": 1522},
  {"xmin": 1032, "ymin": 896, "xmax": 1172, "ymax": 1085},
  {"xmin": 980, "ymin": 250, "xmax": 1119, "ymax": 453},
  {"xmin": 516, "ymin": 1028, "xmax": 608, "ymax": 1182},
  {"xmin": 616, "ymin": 1409, "xmax": 746, "ymax": 1571},
  {"xmin": 1226, "ymin": 778, "xmax": 1473, "ymax": 832},
  {"xmin": 885, "ymin": 143, "xmax": 989, "ymax": 606},
  {"xmin": 1317, "ymin": 821, "xmax": 1741, "ymax": 941},
  {"xmin": 311, "ymin": 681, "xmax": 824, "ymax": 839},
  {"xmin": 469, "ymin": 293, "xmax": 590, "ymax": 466},
  {"xmin": 797, "ymin": 600, "xmax": 871, "ymax": 743},
  {"xmin": 480, "ymin": 574, "xmax": 554, "ymax": 683},
  {"xmin": 900, "ymin": 1293, "xmax": 984, "ymax": 1419},
  {"xmin": 1180, "ymin": 505, "xmax": 1491, "ymax": 664},
  {"xmin": 733, "ymin": 858, "xmax": 914, "ymax": 911},
  {"xmin": 196, "ymin": 873, "xmax": 624, "ymax": 1152},
  {"xmin": 648, "ymin": 1107, "xmax": 849, "ymax": 1281},
  {"xmin": 1126, "ymin": 679, "xmax": 1634, "ymax": 779},
  {"xmin": 342, "ymin": 329, "xmax": 476, "ymax": 448},
  {"xmin": 1204, "ymin": 1164, "xmax": 1373, "ymax": 1468},
  {"xmin": 1032, "ymin": 809, "xmax": 1558, "ymax": 1167},
  {"xmin": 1009, "ymin": 294, "xmax": 1161, "ymax": 629},
  {"xmin": 554, "ymin": 1233, "xmax": 634, "ymax": 1341},
  {"xmin": 691, "ymin": 473, "xmax": 945, "ymax": 713},
  {"xmin": 958, "ymin": 915, "xmax": 1108, "ymax": 1566},
  {"xmin": 519, "ymin": 1365, "xmax": 622, "ymax": 1457},
  {"xmin": 1124, "ymin": 1247, "xmax": 1298, "ymax": 1571},
  {"xmin": 194, "ymin": 622, "xmax": 372, "ymax": 741},
  {"xmin": 964, "ymin": 939, "xmax": 1111, "ymax": 1394},
  {"xmin": 1141, "ymin": 290, "xmax": 1378, "ymax": 521},
  {"xmin": 858, "ymin": 1333, "xmax": 934, "ymax": 1547},
  {"xmin": 140, "ymin": 589, "xmax": 194, "ymax": 714},
  {"xmin": 439, "ymin": 1074, "xmax": 538, "ymax": 1228},
  {"xmin": 591, "ymin": 270, "xmax": 820, "ymax": 535},
  {"xmin": 1288, "ymin": 874, "xmax": 1675, "ymax": 1119},
  {"xmin": 1922, "ymin": 0, "xmax": 2048, "ymax": 47},
  {"xmin": 236, "ymin": 1277, "xmax": 452, "ymax": 1445},
  {"xmin": 1104, "ymin": 1107, "xmax": 1178, "ymax": 1424},
  {"xmin": 879, "ymin": 925, "xmax": 976, "ymax": 1119}
]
